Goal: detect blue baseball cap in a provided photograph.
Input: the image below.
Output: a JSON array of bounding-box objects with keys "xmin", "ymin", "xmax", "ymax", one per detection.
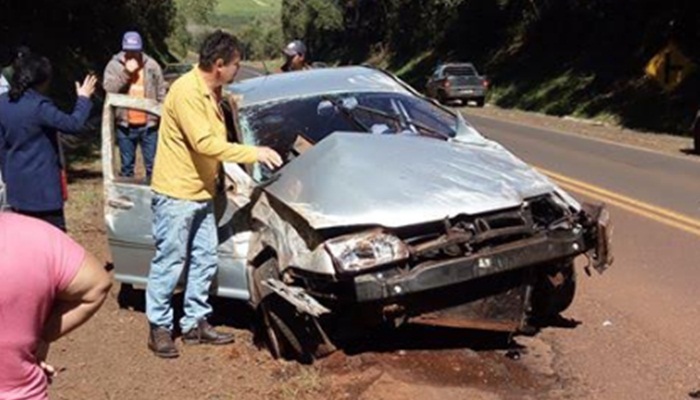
[{"xmin": 122, "ymin": 31, "xmax": 143, "ymax": 52}]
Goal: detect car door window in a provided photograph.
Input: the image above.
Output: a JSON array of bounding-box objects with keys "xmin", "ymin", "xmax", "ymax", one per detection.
[{"xmin": 110, "ymin": 105, "xmax": 160, "ymax": 186}]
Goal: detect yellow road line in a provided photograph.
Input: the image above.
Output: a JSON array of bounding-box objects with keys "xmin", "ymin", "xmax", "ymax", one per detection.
[{"xmin": 536, "ymin": 167, "xmax": 700, "ymax": 237}]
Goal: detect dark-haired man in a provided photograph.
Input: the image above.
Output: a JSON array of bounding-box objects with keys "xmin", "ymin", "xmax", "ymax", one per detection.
[{"xmin": 146, "ymin": 30, "xmax": 282, "ymax": 358}]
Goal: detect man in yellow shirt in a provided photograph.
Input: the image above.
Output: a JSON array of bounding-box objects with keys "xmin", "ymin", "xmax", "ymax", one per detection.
[{"xmin": 146, "ymin": 31, "xmax": 282, "ymax": 358}]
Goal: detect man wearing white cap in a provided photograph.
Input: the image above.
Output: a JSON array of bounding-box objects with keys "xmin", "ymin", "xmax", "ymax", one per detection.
[{"xmin": 104, "ymin": 31, "xmax": 166, "ymax": 182}]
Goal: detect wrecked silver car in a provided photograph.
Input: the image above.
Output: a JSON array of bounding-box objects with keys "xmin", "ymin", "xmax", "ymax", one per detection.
[{"xmin": 103, "ymin": 66, "xmax": 612, "ymax": 362}]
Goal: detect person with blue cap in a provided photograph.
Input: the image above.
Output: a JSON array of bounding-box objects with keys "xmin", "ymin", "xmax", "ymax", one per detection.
[{"xmin": 103, "ymin": 31, "xmax": 166, "ymax": 182}]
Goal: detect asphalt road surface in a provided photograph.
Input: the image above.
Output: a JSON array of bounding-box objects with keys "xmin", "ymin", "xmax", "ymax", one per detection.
[
  {"xmin": 464, "ymin": 112, "xmax": 700, "ymax": 399},
  {"xmin": 237, "ymin": 65, "xmax": 266, "ymax": 82}
]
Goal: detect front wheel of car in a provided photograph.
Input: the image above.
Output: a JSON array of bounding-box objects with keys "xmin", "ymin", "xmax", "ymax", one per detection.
[
  {"xmin": 254, "ymin": 259, "xmax": 335, "ymax": 363},
  {"xmin": 475, "ymin": 97, "xmax": 486, "ymax": 107},
  {"xmin": 259, "ymin": 295, "xmax": 310, "ymax": 362},
  {"xmin": 530, "ymin": 261, "xmax": 577, "ymax": 321}
]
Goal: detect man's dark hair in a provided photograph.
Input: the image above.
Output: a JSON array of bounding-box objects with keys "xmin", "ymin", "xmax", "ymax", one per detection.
[
  {"xmin": 9, "ymin": 52, "xmax": 52, "ymax": 102},
  {"xmin": 198, "ymin": 30, "xmax": 242, "ymax": 71}
]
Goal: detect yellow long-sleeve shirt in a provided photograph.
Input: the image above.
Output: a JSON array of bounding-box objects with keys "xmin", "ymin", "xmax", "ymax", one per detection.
[{"xmin": 151, "ymin": 68, "xmax": 258, "ymax": 200}]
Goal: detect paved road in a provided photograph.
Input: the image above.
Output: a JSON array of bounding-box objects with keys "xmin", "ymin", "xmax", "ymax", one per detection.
[
  {"xmin": 237, "ymin": 65, "xmax": 266, "ymax": 82},
  {"xmin": 465, "ymin": 113, "xmax": 700, "ymax": 219},
  {"xmin": 464, "ymin": 111, "xmax": 700, "ymax": 399}
]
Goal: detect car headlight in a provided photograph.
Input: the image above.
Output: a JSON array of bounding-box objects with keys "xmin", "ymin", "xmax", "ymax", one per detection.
[{"xmin": 325, "ymin": 230, "xmax": 410, "ymax": 274}]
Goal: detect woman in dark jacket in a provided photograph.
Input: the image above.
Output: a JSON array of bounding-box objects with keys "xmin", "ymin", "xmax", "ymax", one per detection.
[{"xmin": 0, "ymin": 52, "xmax": 97, "ymax": 231}]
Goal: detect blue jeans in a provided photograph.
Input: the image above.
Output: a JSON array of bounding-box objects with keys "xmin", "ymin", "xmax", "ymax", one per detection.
[
  {"xmin": 117, "ymin": 125, "xmax": 157, "ymax": 179},
  {"xmin": 146, "ymin": 193, "xmax": 218, "ymax": 332}
]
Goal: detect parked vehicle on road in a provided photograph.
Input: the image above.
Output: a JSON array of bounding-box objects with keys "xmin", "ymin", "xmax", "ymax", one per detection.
[
  {"xmin": 103, "ymin": 66, "xmax": 612, "ymax": 362},
  {"xmin": 426, "ymin": 62, "xmax": 488, "ymax": 107}
]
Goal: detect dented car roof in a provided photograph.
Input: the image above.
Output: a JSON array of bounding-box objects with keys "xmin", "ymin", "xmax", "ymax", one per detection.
[{"xmin": 229, "ymin": 66, "xmax": 412, "ymax": 107}]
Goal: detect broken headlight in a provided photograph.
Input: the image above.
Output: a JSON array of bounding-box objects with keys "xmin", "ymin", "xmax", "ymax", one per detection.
[{"xmin": 325, "ymin": 230, "xmax": 409, "ymax": 274}]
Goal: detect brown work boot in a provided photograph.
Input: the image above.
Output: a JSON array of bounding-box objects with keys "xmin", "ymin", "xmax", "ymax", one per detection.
[
  {"xmin": 182, "ymin": 320, "xmax": 235, "ymax": 345},
  {"xmin": 148, "ymin": 326, "xmax": 179, "ymax": 358}
]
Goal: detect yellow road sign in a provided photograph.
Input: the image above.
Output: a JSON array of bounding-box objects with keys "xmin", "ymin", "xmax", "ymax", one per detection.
[{"xmin": 645, "ymin": 41, "xmax": 695, "ymax": 91}]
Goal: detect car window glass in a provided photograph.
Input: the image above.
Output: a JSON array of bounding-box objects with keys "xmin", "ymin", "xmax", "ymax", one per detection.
[
  {"xmin": 444, "ymin": 66, "xmax": 476, "ymax": 76},
  {"xmin": 110, "ymin": 105, "xmax": 159, "ymax": 185},
  {"xmin": 238, "ymin": 92, "xmax": 458, "ymax": 181}
]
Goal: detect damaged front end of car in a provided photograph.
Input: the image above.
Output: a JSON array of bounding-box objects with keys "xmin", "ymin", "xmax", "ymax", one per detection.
[
  {"xmin": 237, "ymin": 132, "xmax": 614, "ymax": 361},
  {"xmin": 245, "ymin": 187, "xmax": 612, "ymax": 361}
]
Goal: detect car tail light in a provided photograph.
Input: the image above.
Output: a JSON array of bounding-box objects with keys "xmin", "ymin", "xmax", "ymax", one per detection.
[
  {"xmin": 443, "ymin": 80, "xmax": 451, "ymax": 89},
  {"xmin": 483, "ymin": 80, "xmax": 489, "ymax": 88}
]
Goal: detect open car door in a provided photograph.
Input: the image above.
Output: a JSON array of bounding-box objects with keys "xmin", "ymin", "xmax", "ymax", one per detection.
[{"xmin": 102, "ymin": 93, "xmax": 254, "ymax": 299}]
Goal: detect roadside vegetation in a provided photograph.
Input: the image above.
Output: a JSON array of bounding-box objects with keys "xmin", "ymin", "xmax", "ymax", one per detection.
[
  {"xmin": 3, "ymin": 1, "xmax": 697, "ymax": 136},
  {"xmin": 279, "ymin": 0, "xmax": 700, "ymax": 135}
]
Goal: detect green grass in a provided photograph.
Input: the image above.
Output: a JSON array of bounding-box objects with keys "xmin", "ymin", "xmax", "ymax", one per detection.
[{"xmin": 214, "ymin": 0, "xmax": 281, "ymax": 24}]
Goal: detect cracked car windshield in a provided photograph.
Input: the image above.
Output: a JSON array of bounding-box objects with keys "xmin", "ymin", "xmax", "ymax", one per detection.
[{"xmin": 239, "ymin": 91, "xmax": 458, "ymax": 179}]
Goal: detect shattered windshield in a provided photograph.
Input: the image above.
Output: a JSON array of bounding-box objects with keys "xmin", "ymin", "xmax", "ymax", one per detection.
[{"xmin": 238, "ymin": 91, "xmax": 458, "ymax": 177}]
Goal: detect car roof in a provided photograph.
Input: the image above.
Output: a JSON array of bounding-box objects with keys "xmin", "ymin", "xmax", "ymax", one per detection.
[
  {"xmin": 229, "ymin": 66, "xmax": 414, "ymax": 107},
  {"xmin": 440, "ymin": 62, "xmax": 475, "ymax": 68}
]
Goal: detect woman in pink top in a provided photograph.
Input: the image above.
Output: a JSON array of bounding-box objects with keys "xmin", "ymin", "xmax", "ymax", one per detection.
[{"xmin": 0, "ymin": 212, "xmax": 111, "ymax": 400}]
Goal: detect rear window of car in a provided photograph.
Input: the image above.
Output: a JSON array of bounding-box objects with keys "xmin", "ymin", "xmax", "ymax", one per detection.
[{"xmin": 444, "ymin": 66, "xmax": 476, "ymax": 76}]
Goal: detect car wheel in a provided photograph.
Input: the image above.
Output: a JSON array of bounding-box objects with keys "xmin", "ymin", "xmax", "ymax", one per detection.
[
  {"xmin": 260, "ymin": 295, "xmax": 308, "ymax": 362},
  {"xmin": 254, "ymin": 259, "xmax": 334, "ymax": 363},
  {"xmin": 694, "ymin": 120, "xmax": 700, "ymax": 154},
  {"xmin": 475, "ymin": 97, "xmax": 486, "ymax": 107},
  {"xmin": 530, "ymin": 261, "xmax": 576, "ymax": 320}
]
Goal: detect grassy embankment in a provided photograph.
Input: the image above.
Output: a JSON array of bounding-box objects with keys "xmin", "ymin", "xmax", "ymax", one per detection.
[
  {"xmin": 211, "ymin": 0, "xmax": 281, "ymax": 32},
  {"xmin": 388, "ymin": 23, "xmax": 700, "ymax": 136}
]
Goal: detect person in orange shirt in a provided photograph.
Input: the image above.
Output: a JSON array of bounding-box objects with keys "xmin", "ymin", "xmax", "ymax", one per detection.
[{"xmin": 103, "ymin": 31, "xmax": 166, "ymax": 182}]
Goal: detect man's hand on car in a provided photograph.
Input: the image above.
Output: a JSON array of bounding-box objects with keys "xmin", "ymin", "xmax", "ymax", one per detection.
[{"xmin": 256, "ymin": 147, "xmax": 283, "ymax": 169}]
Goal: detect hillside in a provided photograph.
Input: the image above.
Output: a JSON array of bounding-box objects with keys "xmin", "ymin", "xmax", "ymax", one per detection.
[
  {"xmin": 280, "ymin": 0, "xmax": 700, "ymax": 135},
  {"xmin": 212, "ymin": 0, "xmax": 281, "ymax": 31}
]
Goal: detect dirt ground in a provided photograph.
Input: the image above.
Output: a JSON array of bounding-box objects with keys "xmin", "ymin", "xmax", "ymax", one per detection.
[{"xmin": 49, "ymin": 105, "xmax": 694, "ymax": 400}]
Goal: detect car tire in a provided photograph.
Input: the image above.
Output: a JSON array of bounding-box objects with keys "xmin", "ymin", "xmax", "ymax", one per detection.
[
  {"xmin": 260, "ymin": 295, "xmax": 310, "ymax": 362},
  {"xmin": 475, "ymin": 97, "xmax": 486, "ymax": 107},
  {"xmin": 254, "ymin": 258, "xmax": 333, "ymax": 363},
  {"xmin": 530, "ymin": 261, "xmax": 576, "ymax": 320}
]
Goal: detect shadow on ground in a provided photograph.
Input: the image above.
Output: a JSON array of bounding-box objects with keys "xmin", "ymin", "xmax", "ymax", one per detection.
[{"xmin": 117, "ymin": 281, "xmax": 584, "ymax": 358}]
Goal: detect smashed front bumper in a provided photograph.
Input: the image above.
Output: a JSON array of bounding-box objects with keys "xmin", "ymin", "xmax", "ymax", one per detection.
[{"xmin": 352, "ymin": 202, "xmax": 612, "ymax": 303}]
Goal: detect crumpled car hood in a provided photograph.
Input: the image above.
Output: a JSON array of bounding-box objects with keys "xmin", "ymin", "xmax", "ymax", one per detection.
[{"xmin": 264, "ymin": 132, "xmax": 558, "ymax": 229}]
